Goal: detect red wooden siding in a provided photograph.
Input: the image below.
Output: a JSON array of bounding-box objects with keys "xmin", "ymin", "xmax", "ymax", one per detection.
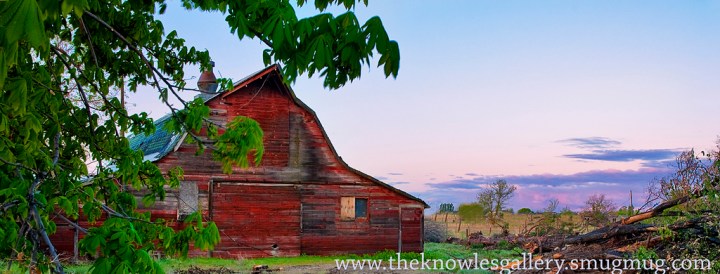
[
  {"xmin": 51, "ymin": 66, "xmax": 426, "ymax": 259},
  {"xmin": 209, "ymin": 182, "xmax": 301, "ymax": 258}
]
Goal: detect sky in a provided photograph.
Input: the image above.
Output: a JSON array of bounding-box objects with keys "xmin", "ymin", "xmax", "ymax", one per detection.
[{"xmin": 128, "ymin": 1, "xmax": 720, "ymax": 212}]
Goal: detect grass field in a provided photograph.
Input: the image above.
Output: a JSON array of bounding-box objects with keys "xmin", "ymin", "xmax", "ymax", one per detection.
[
  {"xmin": 0, "ymin": 242, "xmax": 523, "ymax": 273},
  {"xmin": 428, "ymin": 212, "xmax": 590, "ymax": 238},
  {"xmin": 1, "ymin": 213, "xmax": 589, "ymax": 273}
]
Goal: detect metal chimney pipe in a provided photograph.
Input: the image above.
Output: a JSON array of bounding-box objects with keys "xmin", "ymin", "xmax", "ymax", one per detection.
[{"xmin": 197, "ymin": 61, "xmax": 218, "ymax": 93}]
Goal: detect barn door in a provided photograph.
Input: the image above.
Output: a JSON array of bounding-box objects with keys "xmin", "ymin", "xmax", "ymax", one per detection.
[
  {"xmin": 210, "ymin": 182, "xmax": 301, "ymax": 258},
  {"xmin": 399, "ymin": 206, "xmax": 424, "ymax": 253}
]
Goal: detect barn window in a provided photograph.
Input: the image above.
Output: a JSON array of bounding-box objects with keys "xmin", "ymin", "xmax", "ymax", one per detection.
[
  {"xmin": 341, "ymin": 197, "xmax": 368, "ymax": 220},
  {"xmin": 355, "ymin": 198, "xmax": 368, "ymax": 218},
  {"xmin": 178, "ymin": 181, "xmax": 198, "ymax": 220}
]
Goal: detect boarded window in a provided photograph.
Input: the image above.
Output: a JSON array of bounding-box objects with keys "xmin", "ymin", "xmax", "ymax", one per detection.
[
  {"xmin": 340, "ymin": 197, "xmax": 355, "ymax": 219},
  {"xmin": 341, "ymin": 197, "xmax": 368, "ymax": 220},
  {"xmin": 178, "ymin": 181, "xmax": 198, "ymax": 220}
]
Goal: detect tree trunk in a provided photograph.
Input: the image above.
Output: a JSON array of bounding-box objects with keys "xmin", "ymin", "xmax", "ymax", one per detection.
[{"xmin": 621, "ymin": 195, "xmax": 692, "ymax": 225}]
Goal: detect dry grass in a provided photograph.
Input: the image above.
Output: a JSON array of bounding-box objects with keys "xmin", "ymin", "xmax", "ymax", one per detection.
[{"xmin": 428, "ymin": 212, "xmax": 589, "ymax": 238}]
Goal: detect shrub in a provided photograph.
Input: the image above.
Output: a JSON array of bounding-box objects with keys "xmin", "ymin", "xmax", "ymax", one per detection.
[
  {"xmin": 634, "ymin": 246, "xmax": 658, "ymax": 260},
  {"xmin": 517, "ymin": 208, "xmax": 534, "ymax": 214},
  {"xmin": 424, "ymin": 219, "xmax": 448, "ymax": 243},
  {"xmin": 494, "ymin": 240, "xmax": 515, "ymax": 250},
  {"xmin": 457, "ymin": 203, "xmax": 486, "ymax": 223}
]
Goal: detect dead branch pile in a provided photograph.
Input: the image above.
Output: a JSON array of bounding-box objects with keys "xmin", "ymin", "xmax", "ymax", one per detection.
[{"xmin": 456, "ymin": 193, "xmax": 720, "ymax": 273}]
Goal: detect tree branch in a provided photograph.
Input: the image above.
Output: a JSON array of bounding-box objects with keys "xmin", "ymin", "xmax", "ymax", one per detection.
[
  {"xmin": 0, "ymin": 157, "xmax": 37, "ymax": 173},
  {"xmin": 78, "ymin": 17, "xmax": 100, "ymax": 68},
  {"xmin": 51, "ymin": 44, "xmax": 135, "ymax": 139},
  {"xmin": 32, "ymin": 206, "xmax": 65, "ymax": 274},
  {"xmin": 54, "ymin": 213, "xmax": 88, "ymax": 234},
  {"xmin": 1, "ymin": 200, "xmax": 19, "ymax": 212},
  {"xmin": 249, "ymin": 27, "xmax": 273, "ymax": 48},
  {"xmin": 85, "ymin": 11, "xmax": 217, "ymax": 148},
  {"xmin": 50, "ymin": 46, "xmax": 93, "ymax": 121},
  {"xmin": 84, "ymin": 12, "xmax": 189, "ymax": 108},
  {"xmin": 52, "ymin": 132, "xmax": 61, "ymax": 167}
]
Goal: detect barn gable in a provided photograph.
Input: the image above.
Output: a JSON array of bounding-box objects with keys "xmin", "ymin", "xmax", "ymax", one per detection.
[{"xmin": 129, "ymin": 65, "xmax": 427, "ymax": 207}]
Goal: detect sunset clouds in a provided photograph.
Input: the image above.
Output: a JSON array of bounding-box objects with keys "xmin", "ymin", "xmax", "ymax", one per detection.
[
  {"xmin": 417, "ymin": 166, "xmax": 672, "ymax": 211},
  {"xmin": 411, "ymin": 137, "xmax": 683, "ymax": 211}
]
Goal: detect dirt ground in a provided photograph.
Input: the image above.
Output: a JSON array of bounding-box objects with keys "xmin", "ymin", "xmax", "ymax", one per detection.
[
  {"xmin": 262, "ymin": 263, "xmax": 447, "ymax": 274},
  {"xmin": 176, "ymin": 263, "xmax": 449, "ymax": 274}
]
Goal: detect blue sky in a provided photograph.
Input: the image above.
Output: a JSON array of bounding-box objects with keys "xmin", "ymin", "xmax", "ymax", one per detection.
[{"xmin": 128, "ymin": 1, "xmax": 720, "ymax": 211}]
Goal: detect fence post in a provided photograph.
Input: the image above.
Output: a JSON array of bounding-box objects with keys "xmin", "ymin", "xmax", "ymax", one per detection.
[{"xmin": 73, "ymin": 225, "xmax": 79, "ymax": 263}]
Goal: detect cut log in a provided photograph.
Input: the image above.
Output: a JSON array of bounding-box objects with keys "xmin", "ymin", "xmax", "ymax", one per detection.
[{"xmin": 621, "ymin": 195, "xmax": 692, "ymax": 225}]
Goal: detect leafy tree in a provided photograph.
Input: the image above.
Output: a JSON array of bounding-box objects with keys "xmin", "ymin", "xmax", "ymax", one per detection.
[
  {"xmin": 438, "ymin": 203, "xmax": 455, "ymax": 213},
  {"xmin": 0, "ymin": 0, "xmax": 399, "ymax": 273},
  {"xmin": 477, "ymin": 179, "xmax": 517, "ymax": 217},
  {"xmin": 476, "ymin": 180, "xmax": 516, "ymax": 235},
  {"xmin": 457, "ymin": 203, "xmax": 486, "ymax": 223},
  {"xmin": 517, "ymin": 208, "xmax": 534, "ymax": 214}
]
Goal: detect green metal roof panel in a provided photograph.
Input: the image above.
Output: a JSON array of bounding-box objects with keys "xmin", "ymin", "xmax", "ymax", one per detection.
[{"xmin": 128, "ymin": 115, "xmax": 184, "ymax": 162}]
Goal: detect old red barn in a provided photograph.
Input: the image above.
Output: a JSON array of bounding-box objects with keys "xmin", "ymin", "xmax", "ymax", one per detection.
[{"xmin": 55, "ymin": 65, "xmax": 428, "ymax": 258}]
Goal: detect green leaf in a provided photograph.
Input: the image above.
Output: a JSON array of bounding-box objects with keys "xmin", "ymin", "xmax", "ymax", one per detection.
[
  {"xmin": 0, "ymin": 0, "xmax": 49, "ymax": 51},
  {"xmin": 0, "ymin": 47, "xmax": 6, "ymax": 89},
  {"xmin": 57, "ymin": 196, "xmax": 74, "ymax": 214},
  {"xmin": 25, "ymin": 114, "xmax": 41, "ymax": 133},
  {"xmin": 141, "ymin": 193, "xmax": 156, "ymax": 207},
  {"xmin": 0, "ymin": 113, "xmax": 7, "ymax": 135},
  {"xmin": 212, "ymin": 116, "xmax": 264, "ymax": 173},
  {"xmin": 91, "ymin": 258, "xmax": 111, "ymax": 274},
  {"xmin": 262, "ymin": 49, "xmax": 272, "ymax": 66},
  {"xmin": 5, "ymin": 78, "xmax": 28, "ymax": 114},
  {"xmin": 385, "ymin": 40, "xmax": 400, "ymax": 78},
  {"xmin": 60, "ymin": 0, "xmax": 88, "ymax": 17}
]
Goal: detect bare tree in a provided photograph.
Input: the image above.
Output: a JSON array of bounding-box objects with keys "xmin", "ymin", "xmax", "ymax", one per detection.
[
  {"xmin": 545, "ymin": 198, "xmax": 560, "ymax": 213},
  {"xmin": 581, "ymin": 194, "xmax": 617, "ymax": 227},
  {"xmin": 646, "ymin": 149, "xmax": 713, "ymax": 212}
]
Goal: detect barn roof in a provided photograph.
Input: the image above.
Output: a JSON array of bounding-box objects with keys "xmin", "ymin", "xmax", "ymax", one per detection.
[
  {"xmin": 128, "ymin": 65, "xmax": 428, "ymax": 208},
  {"xmin": 128, "ymin": 66, "xmax": 271, "ymax": 161},
  {"xmin": 128, "ymin": 115, "xmax": 185, "ymax": 162}
]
